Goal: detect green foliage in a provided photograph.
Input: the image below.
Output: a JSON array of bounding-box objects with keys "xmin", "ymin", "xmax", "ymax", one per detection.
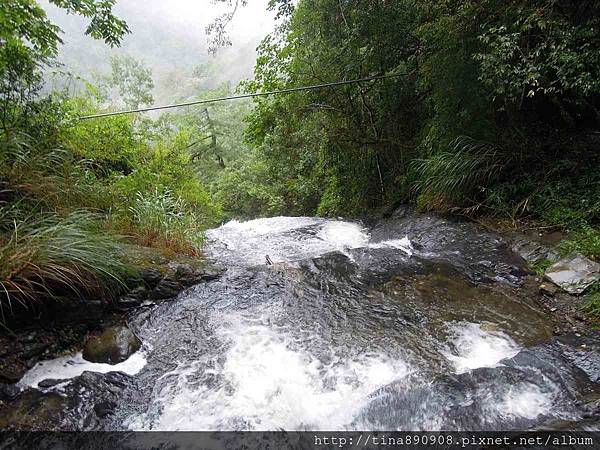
[
  {"xmin": 61, "ymin": 98, "xmax": 144, "ymax": 177},
  {"xmin": 0, "ymin": 211, "xmax": 130, "ymax": 315},
  {"xmin": 0, "ymin": 0, "xmax": 227, "ymax": 313},
  {"xmin": 211, "ymin": 156, "xmax": 285, "ymax": 220},
  {"xmin": 245, "ymin": 0, "xmax": 422, "ymax": 215},
  {"xmin": 558, "ymin": 227, "xmax": 600, "ymax": 261},
  {"xmin": 127, "ymin": 189, "xmax": 204, "ymax": 256},
  {"xmin": 244, "ymin": 0, "xmax": 600, "ymax": 249},
  {"xmin": 413, "ymin": 137, "xmax": 503, "ymax": 211},
  {"xmin": 103, "ymin": 55, "xmax": 155, "ymax": 109},
  {"xmin": 0, "ymin": 0, "xmax": 128, "ymax": 60},
  {"xmin": 529, "ymin": 259, "xmax": 554, "ymax": 277},
  {"xmin": 111, "ymin": 129, "xmax": 221, "ymax": 225},
  {"xmin": 477, "ymin": 4, "xmax": 600, "ymax": 107},
  {"xmin": 3, "ymin": 0, "xmax": 600, "ymax": 321},
  {"xmin": 582, "ymin": 283, "xmax": 600, "ymax": 317}
]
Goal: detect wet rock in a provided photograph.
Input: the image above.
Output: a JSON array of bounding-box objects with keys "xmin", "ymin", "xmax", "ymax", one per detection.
[
  {"xmin": 0, "ymin": 371, "xmax": 132, "ymax": 430},
  {"xmin": 147, "ymin": 263, "xmax": 221, "ymax": 301},
  {"xmin": 139, "ymin": 267, "xmax": 163, "ymax": 289},
  {"xmin": 0, "ymin": 389, "xmax": 66, "ymax": 430},
  {"xmin": 169, "ymin": 262, "xmax": 203, "ymax": 285},
  {"xmin": 360, "ymin": 334, "xmax": 599, "ymax": 431},
  {"xmin": 129, "ymin": 285, "xmax": 148, "ymax": 299},
  {"xmin": 555, "ymin": 333, "xmax": 600, "ymax": 383},
  {"xmin": 38, "ymin": 379, "xmax": 68, "ymax": 389},
  {"xmin": 369, "ymin": 214, "xmax": 527, "ymax": 285},
  {"xmin": 379, "ymin": 265, "xmax": 554, "ymax": 347},
  {"xmin": 480, "ymin": 322, "xmax": 501, "ymax": 333},
  {"xmin": 511, "ymin": 237, "xmax": 559, "ymax": 265},
  {"xmin": 0, "ymin": 356, "xmax": 27, "ymax": 383},
  {"xmin": 93, "ymin": 400, "xmax": 117, "ymax": 418},
  {"xmin": 149, "ymin": 279, "xmax": 181, "ymax": 300},
  {"xmin": 169, "ymin": 262, "xmax": 221, "ymax": 284},
  {"xmin": 20, "ymin": 342, "xmax": 50, "ymax": 359},
  {"xmin": 540, "ymin": 283, "xmax": 558, "ymax": 296},
  {"xmin": 82, "ymin": 325, "xmax": 141, "ymax": 364},
  {"xmin": 1, "ymin": 383, "xmax": 22, "ymax": 400},
  {"xmin": 545, "ymin": 255, "xmax": 600, "ymax": 295},
  {"xmin": 201, "ymin": 269, "xmax": 222, "ymax": 281},
  {"xmin": 117, "ymin": 297, "xmax": 142, "ymax": 309}
]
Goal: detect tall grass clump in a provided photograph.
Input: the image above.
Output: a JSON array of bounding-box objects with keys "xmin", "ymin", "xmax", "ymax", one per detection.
[
  {"xmin": 0, "ymin": 129, "xmax": 113, "ymax": 211},
  {"xmin": 128, "ymin": 189, "xmax": 204, "ymax": 256},
  {"xmin": 412, "ymin": 137, "xmax": 504, "ymax": 211},
  {"xmin": 0, "ymin": 211, "xmax": 130, "ymax": 318}
]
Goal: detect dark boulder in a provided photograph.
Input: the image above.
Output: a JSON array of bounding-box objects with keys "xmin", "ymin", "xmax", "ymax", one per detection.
[
  {"xmin": 511, "ymin": 236, "xmax": 559, "ymax": 266},
  {"xmin": 149, "ymin": 279, "xmax": 182, "ymax": 300},
  {"xmin": 148, "ymin": 263, "xmax": 222, "ymax": 300},
  {"xmin": 139, "ymin": 267, "xmax": 163, "ymax": 289},
  {"xmin": 82, "ymin": 325, "xmax": 141, "ymax": 364},
  {"xmin": 0, "ymin": 383, "xmax": 22, "ymax": 400},
  {"xmin": 0, "ymin": 389, "xmax": 66, "ymax": 430},
  {"xmin": 37, "ymin": 378, "xmax": 68, "ymax": 389},
  {"xmin": 93, "ymin": 400, "xmax": 117, "ymax": 418},
  {"xmin": 0, "ymin": 356, "xmax": 28, "ymax": 383},
  {"xmin": 0, "ymin": 371, "xmax": 133, "ymax": 431}
]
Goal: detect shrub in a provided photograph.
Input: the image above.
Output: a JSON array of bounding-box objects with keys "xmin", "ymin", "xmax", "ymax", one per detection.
[
  {"xmin": 211, "ymin": 159, "xmax": 285, "ymax": 220},
  {"xmin": 112, "ymin": 132, "xmax": 222, "ymax": 229},
  {"xmin": 582, "ymin": 283, "xmax": 600, "ymax": 317},
  {"xmin": 0, "ymin": 129, "xmax": 114, "ymax": 211}
]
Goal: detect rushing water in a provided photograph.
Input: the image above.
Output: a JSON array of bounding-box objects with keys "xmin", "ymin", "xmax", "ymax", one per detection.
[{"xmin": 17, "ymin": 213, "xmax": 600, "ymax": 431}]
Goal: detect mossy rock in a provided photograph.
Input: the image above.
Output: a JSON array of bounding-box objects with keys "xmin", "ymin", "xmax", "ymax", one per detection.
[{"xmin": 82, "ymin": 325, "xmax": 141, "ymax": 365}]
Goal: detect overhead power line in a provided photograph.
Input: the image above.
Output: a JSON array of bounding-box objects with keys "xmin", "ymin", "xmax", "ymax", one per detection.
[{"xmin": 77, "ymin": 73, "xmax": 404, "ymax": 120}]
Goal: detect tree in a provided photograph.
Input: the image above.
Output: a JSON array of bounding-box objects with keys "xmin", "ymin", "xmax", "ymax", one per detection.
[
  {"xmin": 245, "ymin": 0, "xmax": 600, "ymax": 218},
  {"xmin": 0, "ymin": 0, "xmax": 129, "ymax": 131},
  {"xmin": 0, "ymin": 0, "xmax": 129, "ymax": 60},
  {"xmin": 206, "ymin": 0, "xmax": 248, "ymax": 54},
  {"xmin": 104, "ymin": 55, "xmax": 154, "ymax": 109}
]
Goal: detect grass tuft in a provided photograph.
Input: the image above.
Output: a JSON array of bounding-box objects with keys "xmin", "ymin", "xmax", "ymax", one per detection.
[
  {"xmin": 582, "ymin": 283, "xmax": 600, "ymax": 317},
  {"xmin": 0, "ymin": 210, "xmax": 130, "ymax": 318},
  {"xmin": 412, "ymin": 136, "xmax": 504, "ymax": 211},
  {"xmin": 127, "ymin": 189, "xmax": 204, "ymax": 256}
]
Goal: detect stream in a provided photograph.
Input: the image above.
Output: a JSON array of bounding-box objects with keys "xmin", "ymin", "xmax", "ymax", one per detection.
[{"xmin": 12, "ymin": 211, "xmax": 600, "ymax": 432}]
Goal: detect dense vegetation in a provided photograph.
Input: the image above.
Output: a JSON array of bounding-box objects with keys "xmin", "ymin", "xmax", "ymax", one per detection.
[
  {"xmin": 246, "ymin": 0, "xmax": 600, "ymax": 235},
  {"xmin": 1, "ymin": 0, "xmax": 599, "ymax": 318},
  {"xmin": 0, "ymin": 1, "xmax": 227, "ymax": 317}
]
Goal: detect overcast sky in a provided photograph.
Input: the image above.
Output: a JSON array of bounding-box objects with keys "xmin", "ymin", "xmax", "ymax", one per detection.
[{"xmin": 41, "ymin": 0, "xmax": 277, "ymax": 100}]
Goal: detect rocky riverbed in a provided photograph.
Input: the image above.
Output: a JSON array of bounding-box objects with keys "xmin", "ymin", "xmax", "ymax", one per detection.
[{"xmin": 0, "ymin": 209, "xmax": 599, "ymax": 431}]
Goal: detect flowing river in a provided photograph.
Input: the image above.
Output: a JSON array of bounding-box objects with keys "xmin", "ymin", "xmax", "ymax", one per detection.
[{"xmin": 14, "ymin": 211, "xmax": 600, "ymax": 432}]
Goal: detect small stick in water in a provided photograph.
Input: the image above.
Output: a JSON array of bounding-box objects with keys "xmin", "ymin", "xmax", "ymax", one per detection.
[{"xmin": 265, "ymin": 255, "xmax": 273, "ymax": 265}]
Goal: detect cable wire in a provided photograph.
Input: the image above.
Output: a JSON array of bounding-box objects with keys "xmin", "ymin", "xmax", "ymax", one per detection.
[{"xmin": 77, "ymin": 72, "xmax": 404, "ymax": 120}]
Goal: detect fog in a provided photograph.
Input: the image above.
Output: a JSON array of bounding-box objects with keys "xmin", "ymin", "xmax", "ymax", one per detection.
[{"xmin": 41, "ymin": 0, "xmax": 276, "ymax": 103}]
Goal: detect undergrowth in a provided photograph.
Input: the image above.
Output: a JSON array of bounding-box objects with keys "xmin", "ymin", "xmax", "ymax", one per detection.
[
  {"xmin": 582, "ymin": 283, "xmax": 600, "ymax": 317},
  {"xmin": 0, "ymin": 211, "xmax": 130, "ymax": 318}
]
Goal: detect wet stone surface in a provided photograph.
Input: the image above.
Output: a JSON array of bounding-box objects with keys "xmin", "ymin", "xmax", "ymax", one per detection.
[
  {"xmin": 2, "ymin": 212, "xmax": 599, "ymax": 432},
  {"xmin": 82, "ymin": 325, "xmax": 142, "ymax": 365},
  {"xmin": 545, "ymin": 255, "xmax": 600, "ymax": 295}
]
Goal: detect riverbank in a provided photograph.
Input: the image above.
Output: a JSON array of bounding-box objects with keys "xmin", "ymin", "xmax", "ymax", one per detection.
[
  {"xmin": 0, "ymin": 245, "xmax": 221, "ymax": 391},
  {"xmin": 487, "ymin": 218, "xmax": 600, "ymax": 335}
]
